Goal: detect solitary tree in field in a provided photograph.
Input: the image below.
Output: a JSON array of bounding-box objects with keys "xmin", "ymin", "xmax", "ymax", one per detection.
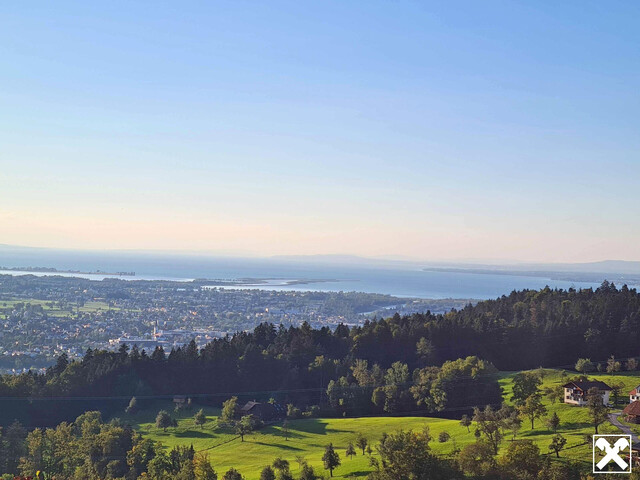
[
  {"xmin": 346, "ymin": 442, "xmax": 356, "ymax": 459},
  {"xmin": 503, "ymin": 409, "xmax": 522, "ymax": 441},
  {"xmin": 511, "ymin": 372, "xmax": 542, "ymax": 405},
  {"xmin": 221, "ymin": 397, "xmax": 238, "ymax": 424},
  {"xmin": 356, "ymin": 433, "xmax": 368, "ymax": 455},
  {"xmin": 473, "ymin": 405, "xmax": 504, "ymax": 454},
  {"xmin": 519, "ymin": 395, "xmax": 547, "ymax": 429},
  {"xmin": 548, "ymin": 434, "xmax": 567, "ymax": 458},
  {"xmin": 282, "ymin": 419, "xmax": 289, "ymax": 441},
  {"xmin": 322, "ymin": 443, "xmax": 341, "ymax": 477},
  {"xmin": 194, "ymin": 409, "xmax": 207, "ymax": 429},
  {"xmin": 235, "ymin": 415, "xmax": 255, "ymax": 442},
  {"xmin": 460, "ymin": 414, "xmax": 472, "ymax": 432},
  {"xmin": 155, "ymin": 410, "xmax": 173, "ymax": 432},
  {"xmin": 438, "ymin": 431, "xmax": 450, "ymax": 443},
  {"xmin": 546, "ymin": 412, "xmax": 560, "ymax": 432},
  {"xmin": 587, "ymin": 387, "xmax": 609, "ymax": 433}
]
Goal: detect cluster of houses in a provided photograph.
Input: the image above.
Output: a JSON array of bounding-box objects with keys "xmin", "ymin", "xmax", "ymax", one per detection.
[
  {"xmin": 562, "ymin": 378, "xmax": 640, "ymax": 466},
  {"xmin": 560, "ymin": 378, "xmax": 640, "ymax": 468},
  {"xmin": 561, "ymin": 378, "xmax": 640, "ymax": 423}
]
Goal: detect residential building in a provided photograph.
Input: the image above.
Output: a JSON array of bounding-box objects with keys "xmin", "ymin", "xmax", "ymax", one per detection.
[{"xmin": 563, "ymin": 379, "xmax": 612, "ymax": 406}]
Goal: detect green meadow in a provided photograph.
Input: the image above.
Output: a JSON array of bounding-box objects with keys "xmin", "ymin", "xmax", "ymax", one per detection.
[
  {"xmin": 119, "ymin": 369, "xmax": 640, "ymax": 479},
  {"xmin": 0, "ymin": 297, "xmax": 123, "ymax": 319}
]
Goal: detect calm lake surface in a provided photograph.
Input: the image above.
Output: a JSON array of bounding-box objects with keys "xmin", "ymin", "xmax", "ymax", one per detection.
[{"xmin": 0, "ymin": 249, "xmax": 612, "ymax": 300}]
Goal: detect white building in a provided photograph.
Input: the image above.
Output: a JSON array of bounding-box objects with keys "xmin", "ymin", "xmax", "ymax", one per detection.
[
  {"xmin": 630, "ymin": 385, "xmax": 640, "ymax": 403},
  {"xmin": 563, "ymin": 380, "xmax": 612, "ymax": 406}
]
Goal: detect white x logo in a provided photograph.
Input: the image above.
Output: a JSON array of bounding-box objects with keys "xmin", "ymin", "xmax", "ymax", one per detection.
[{"xmin": 595, "ymin": 436, "xmax": 630, "ymax": 471}]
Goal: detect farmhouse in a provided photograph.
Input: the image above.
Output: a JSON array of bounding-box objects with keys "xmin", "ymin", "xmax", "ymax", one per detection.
[
  {"xmin": 562, "ymin": 379, "xmax": 612, "ymax": 406},
  {"xmin": 630, "ymin": 385, "xmax": 640, "ymax": 402},
  {"xmin": 238, "ymin": 401, "xmax": 285, "ymax": 421},
  {"xmin": 624, "ymin": 401, "xmax": 640, "ymax": 424}
]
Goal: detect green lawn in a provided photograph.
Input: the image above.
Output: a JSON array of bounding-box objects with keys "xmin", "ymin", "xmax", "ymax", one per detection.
[
  {"xmin": 0, "ymin": 297, "xmax": 122, "ymax": 319},
  {"xmin": 121, "ymin": 402, "xmax": 467, "ymax": 479},
  {"xmin": 119, "ymin": 369, "xmax": 640, "ymax": 479}
]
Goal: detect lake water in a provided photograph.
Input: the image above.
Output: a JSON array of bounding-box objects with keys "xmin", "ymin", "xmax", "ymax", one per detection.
[{"xmin": 0, "ymin": 248, "xmax": 614, "ymax": 299}]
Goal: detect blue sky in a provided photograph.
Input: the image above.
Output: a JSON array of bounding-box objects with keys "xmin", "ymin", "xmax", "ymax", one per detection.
[{"xmin": 1, "ymin": 1, "xmax": 638, "ymax": 262}]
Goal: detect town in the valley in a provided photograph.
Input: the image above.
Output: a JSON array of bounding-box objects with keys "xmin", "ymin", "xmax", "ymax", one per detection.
[{"xmin": 0, "ymin": 273, "xmax": 473, "ymax": 373}]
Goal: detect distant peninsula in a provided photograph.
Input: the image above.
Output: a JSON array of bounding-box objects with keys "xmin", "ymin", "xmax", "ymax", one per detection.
[
  {"xmin": 0, "ymin": 266, "xmax": 135, "ymax": 277},
  {"xmin": 423, "ymin": 266, "xmax": 640, "ymax": 287}
]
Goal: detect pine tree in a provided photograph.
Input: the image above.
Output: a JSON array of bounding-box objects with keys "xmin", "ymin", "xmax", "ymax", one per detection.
[
  {"xmin": 546, "ymin": 412, "xmax": 560, "ymax": 432},
  {"xmin": 322, "ymin": 443, "xmax": 340, "ymax": 477}
]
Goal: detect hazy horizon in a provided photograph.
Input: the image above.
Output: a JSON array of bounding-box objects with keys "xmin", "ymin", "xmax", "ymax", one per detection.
[
  {"xmin": 2, "ymin": 2, "xmax": 639, "ymax": 262},
  {"xmin": 1, "ymin": 242, "xmax": 639, "ymax": 270}
]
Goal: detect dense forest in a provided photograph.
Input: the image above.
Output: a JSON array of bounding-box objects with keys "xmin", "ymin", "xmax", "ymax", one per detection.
[{"xmin": 1, "ymin": 282, "xmax": 638, "ymax": 426}]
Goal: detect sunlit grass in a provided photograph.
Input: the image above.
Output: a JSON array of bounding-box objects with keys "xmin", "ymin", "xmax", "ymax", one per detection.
[{"xmin": 118, "ymin": 369, "xmax": 640, "ymax": 478}]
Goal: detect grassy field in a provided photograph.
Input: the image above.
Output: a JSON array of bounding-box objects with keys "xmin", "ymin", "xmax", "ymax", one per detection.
[
  {"xmin": 121, "ymin": 402, "xmax": 466, "ymax": 479},
  {"xmin": 0, "ymin": 297, "xmax": 121, "ymax": 319},
  {"xmin": 119, "ymin": 369, "xmax": 640, "ymax": 479}
]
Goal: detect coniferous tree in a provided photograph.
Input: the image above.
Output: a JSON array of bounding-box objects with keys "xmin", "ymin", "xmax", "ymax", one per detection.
[{"xmin": 322, "ymin": 443, "xmax": 340, "ymax": 477}]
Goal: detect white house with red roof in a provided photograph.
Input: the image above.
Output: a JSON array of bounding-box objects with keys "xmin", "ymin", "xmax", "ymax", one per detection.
[{"xmin": 630, "ymin": 385, "xmax": 640, "ymax": 403}]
